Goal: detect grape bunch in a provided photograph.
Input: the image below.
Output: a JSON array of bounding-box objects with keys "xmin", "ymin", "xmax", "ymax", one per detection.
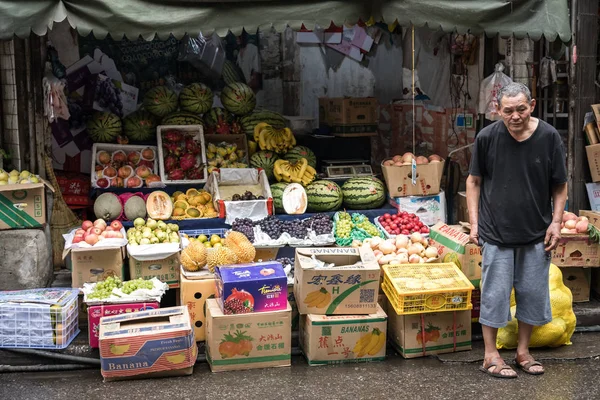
[
  {"xmin": 276, "ymin": 257, "xmax": 294, "ymax": 267},
  {"xmin": 282, "ymin": 220, "xmax": 308, "ymax": 239},
  {"xmin": 232, "ymin": 218, "xmax": 255, "ymax": 242},
  {"xmin": 257, "ymin": 215, "xmax": 284, "ymax": 240},
  {"xmin": 67, "ymin": 99, "xmax": 86, "ymax": 130},
  {"xmin": 95, "ymin": 78, "xmax": 123, "ymax": 117},
  {"xmin": 304, "ymin": 213, "xmax": 333, "ymax": 235},
  {"xmin": 335, "ymin": 212, "xmax": 353, "ymax": 239},
  {"xmin": 87, "ymin": 276, "xmax": 122, "ymax": 299},
  {"xmin": 353, "ymin": 214, "xmax": 381, "ymax": 237},
  {"xmin": 122, "ymin": 278, "xmax": 154, "ymax": 294}
]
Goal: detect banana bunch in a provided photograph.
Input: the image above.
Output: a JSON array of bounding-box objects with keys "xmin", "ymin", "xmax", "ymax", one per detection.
[
  {"xmin": 353, "ymin": 328, "xmax": 386, "ymax": 357},
  {"xmin": 303, "ymin": 288, "xmax": 331, "ymax": 309},
  {"xmin": 254, "ymin": 122, "xmax": 296, "ymax": 153},
  {"xmin": 273, "ymin": 158, "xmax": 316, "ymax": 186}
]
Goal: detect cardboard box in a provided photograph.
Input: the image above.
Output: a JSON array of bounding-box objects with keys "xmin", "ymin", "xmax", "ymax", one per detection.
[
  {"xmin": 0, "ymin": 180, "xmax": 54, "ymax": 230},
  {"xmin": 388, "ymin": 190, "xmax": 447, "ymax": 226},
  {"xmin": 429, "ymin": 223, "xmax": 482, "ymax": 287},
  {"xmin": 87, "ymin": 302, "xmax": 159, "ymax": 348},
  {"xmin": 294, "ymin": 247, "xmax": 380, "ymax": 315},
  {"xmin": 387, "ymin": 309, "xmax": 472, "ymax": 359},
  {"xmin": 586, "ymin": 144, "xmax": 600, "ymax": 183},
  {"xmin": 381, "ymin": 160, "xmax": 445, "ymax": 197},
  {"xmin": 180, "ymin": 271, "xmax": 217, "ymax": 342},
  {"xmin": 299, "ymin": 305, "xmax": 387, "ymax": 366},
  {"xmin": 551, "ymin": 235, "xmax": 600, "ymax": 267},
  {"xmin": 318, "ymin": 97, "xmax": 378, "ymax": 136},
  {"xmin": 205, "ymin": 298, "xmax": 291, "ymax": 372},
  {"xmin": 586, "ymin": 183, "xmax": 600, "ymax": 211},
  {"xmin": 129, "ymin": 253, "xmax": 180, "ymax": 289},
  {"xmin": 99, "ymin": 306, "xmax": 196, "ymax": 381},
  {"xmin": 456, "ymin": 191, "xmax": 468, "ymax": 223},
  {"xmin": 561, "ymin": 267, "xmax": 591, "ymax": 303},
  {"xmin": 215, "ymin": 261, "xmax": 287, "ymax": 314},
  {"xmin": 579, "ymin": 210, "xmax": 600, "ymax": 230},
  {"xmin": 66, "ymin": 246, "xmax": 126, "ymax": 288}
]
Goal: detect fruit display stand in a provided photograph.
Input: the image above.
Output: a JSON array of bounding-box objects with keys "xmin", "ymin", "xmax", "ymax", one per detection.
[
  {"xmin": 157, "ymin": 125, "xmax": 208, "ymax": 184},
  {"xmin": 91, "ymin": 143, "xmax": 162, "ymax": 189}
]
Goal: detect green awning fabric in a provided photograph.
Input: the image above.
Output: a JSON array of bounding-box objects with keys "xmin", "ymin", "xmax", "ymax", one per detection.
[{"xmin": 0, "ymin": 0, "xmax": 570, "ymax": 42}]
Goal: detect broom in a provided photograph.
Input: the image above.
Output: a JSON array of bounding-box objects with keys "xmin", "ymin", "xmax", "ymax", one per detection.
[{"xmin": 45, "ymin": 154, "xmax": 81, "ymax": 270}]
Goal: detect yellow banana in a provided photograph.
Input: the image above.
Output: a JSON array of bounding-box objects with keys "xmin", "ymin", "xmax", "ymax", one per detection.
[
  {"xmin": 306, "ymin": 165, "xmax": 317, "ymax": 175},
  {"xmin": 368, "ymin": 331, "xmax": 386, "ymax": 356},
  {"xmin": 315, "ymin": 292, "xmax": 331, "ymax": 309},
  {"xmin": 254, "ymin": 123, "xmax": 270, "ymax": 142},
  {"xmin": 283, "ymin": 127, "xmax": 293, "ymax": 141},
  {"xmin": 358, "ymin": 331, "xmax": 380, "ymax": 357},
  {"xmin": 258, "ymin": 131, "xmax": 269, "ymax": 149},
  {"xmin": 303, "ymin": 289, "xmax": 325, "ymax": 304},
  {"xmin": 275, "ymin": 160, "xmax": 291, "ymax": 181},
  {"xmin": 297, "ymin": 158, "xmax": 308, "ymax": 178},
  {"xmin": 353, "ymin": 334, "xmax": 372, "ymax": 354},
  {"xmin": 273, "ymin": 165, "xmax": 283, "ymax": 181},
  {"xmin": 307, "ymin": 291, "xmax": 326, "ymax": 307}
]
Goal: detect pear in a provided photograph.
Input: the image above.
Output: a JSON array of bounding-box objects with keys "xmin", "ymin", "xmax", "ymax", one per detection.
[
  {"xmin": 8, "ymin": 176, "xmax": 19, "ymax": 184},
  {"xmin": 0, "ymin": 181, "xmax": 7, "ymax": 186},
  {"xmin": 9, "ymin": 170, "xmax": 19, "ymax": 177},
  {"xmin": 0, "ymin": 170, "xmax": 8, "ymax": 181},
  {"xmin": 29, "ymin": 176, "xmax": 39, "ymax": 183},
  {"xmin": 19, "ymin": 170, "xmax": 31, "ymax": 179}
]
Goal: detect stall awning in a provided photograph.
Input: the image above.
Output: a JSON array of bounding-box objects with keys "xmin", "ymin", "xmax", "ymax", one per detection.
[{"xmin": 0, "ymin": 0, "xmax": 570, "ymax": 42}]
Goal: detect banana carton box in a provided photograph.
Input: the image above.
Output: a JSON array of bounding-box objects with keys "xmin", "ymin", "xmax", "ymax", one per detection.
[
  {"xmin": 205, "ymin": 299, "xmax": 292, "ymax": 372},
  {"xmin": 294, "ymin": 247, "xmax": 380, "ymax": 315},
  {"xmin": 99, "ymin": 306, "xmax": 196, "ymax": 381},
  {"xmin": 299, "ymin": 304, "xmax": 387, "ymax": 366}
]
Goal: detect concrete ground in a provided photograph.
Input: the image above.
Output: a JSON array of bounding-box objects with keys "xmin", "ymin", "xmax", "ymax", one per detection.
[{"xmin": 1, "ymin": 332, "xmax": 600, "ymax": 400}]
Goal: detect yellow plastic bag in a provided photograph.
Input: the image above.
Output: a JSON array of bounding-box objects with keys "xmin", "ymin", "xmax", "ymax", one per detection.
[{"xmin": 497, "ymin": 264, "xmax": 576, "ymax": 349}]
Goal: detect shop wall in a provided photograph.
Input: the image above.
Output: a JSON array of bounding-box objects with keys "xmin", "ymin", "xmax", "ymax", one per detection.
[{"xmin": 0, "ymin": 39, "xmax": 21, "ymax": 170}]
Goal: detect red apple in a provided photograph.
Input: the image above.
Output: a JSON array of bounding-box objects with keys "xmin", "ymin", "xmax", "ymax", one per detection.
[
  {"xmin": 112, "ymin": 151, "xmax": 127, "ymax": 165},
  {"xmin": 103, "ymin": 166, "xmax": 117, "ymax": 178},
  {"xmin": 91, "ymin": 227, "xmax": 103, "ymax": 236},
  {"xmin": 135, "ymin": 165, "xmax": 151, "ymax": 179},
  {"xmin": 145, "ymin": 174, "xmax": 161, "ymax": 186},
  {"xmin": 141, "ymin": 147, "xmax": 155, "ymax": 161},
  {"xmin": 113, "ymin": 232, "xmax": 124, "ymax": 239},
  {"xmin": 94, "ymin": 219, "xmax": 107, "ymax": 229},
  {"xmin": 75, "ymin": 229, "xmax": 86, "ymax": 236},
  {"xmin": 104, "ymin": 226, "xmax": 114, "ymax": 232},
  {"xmin": 111, "ymin": 220, "xmax": 123, "ymax": 231},
  {"xmin": 85, "ymin": 234, "xmax": 99, "ymax": 245},
  {"xmin": 392, "ymin": 155, "xmax": 402, "ymax": 163},
  {"xmin": 110, "ymin": 177, "xmax": 124, "ymax": 187},
  {"xmin": 100, "ymin": 231, "xmax": 109, "ymax": 238},
  {"xmin": 138, "ymin": 159, "xmax": 154, "ymax": 169},
  {"xmin": 126, "ymin": 176, "xmax": 142, "ymax": 188},
  {"xmin": 96, "ymin": 177, "xmax": 110, "ymax": 189},
  {"xmin": 97, "ymin": 151, "xmax": 111, "ymax": 165},
  {"xmin": 127, "ymin": 151, "xmax": 141, "ymax": 166},
  {"xmin": 118, "ymin": 165, "xmax": 134, "ymax": 179},
  {"xmin": 72, "ymin": 236, "xmax": 84, "ymax": 244},
  {"xmin": 82, "ymin": 220, "xmax": 94, "ymax": 231},
  {"xmin": 95, "ymin": 165, "xmax": 104, "ymax": 172}
]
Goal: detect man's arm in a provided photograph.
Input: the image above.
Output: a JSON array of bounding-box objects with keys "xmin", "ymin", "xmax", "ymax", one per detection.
[
  {"xmin": 545, "ymin": 182, "xmax": 568, "ymax": 251},
  {"xmin": 466, "ymin": 175, "xmax": 481, "ymax": 244}
]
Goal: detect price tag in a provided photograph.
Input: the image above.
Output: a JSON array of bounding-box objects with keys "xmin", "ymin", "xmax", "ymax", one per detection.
[{"xmin": 411, "ymin": 158, "xmax": 417, "ymax": 185}]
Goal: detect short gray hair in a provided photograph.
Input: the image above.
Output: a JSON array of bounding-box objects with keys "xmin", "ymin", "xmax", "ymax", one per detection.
[{"xmin": 498, "ymin": 82, "xmax": 532, "ymax": 106}]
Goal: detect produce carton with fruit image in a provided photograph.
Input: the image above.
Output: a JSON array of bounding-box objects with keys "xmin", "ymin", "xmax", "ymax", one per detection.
[
  {"xmin": 294, "ymin": 247, "xmax": 380, "ymax": 315},
  {"xmin": 387, "ymin": 309, "xmax": 472, "ymax": 359},
  {"xmin": 99, "ymin": 306, "xmax": 196, "ymax": 381},
  {"xmin": 215, "ymin": 261, "xmax": 287, "ymax": 314},
  {"xmin": 0, "ymin": 176, "xmax": 54, "ymax": 230},
  {"xmin": 299, "ymin": 304, "xmax": 387, "ymax": 366},
  {"xmin": 381, "ymin": 152, "xmax": 445, "ymax": 198},
  {"xmin": 65, "ymin": 246, "xmax": 126, "ymax": 289},
  {"xmin": 180, "ymin": 270, "xmax": 217, "ymax": 341},
  {"xmin": 429, "ymin": 222, "xmax": 482, "ymax": 286},
  {"xmin": 205, "ymin": 298, "xmax": 291, "ymax": 372}
]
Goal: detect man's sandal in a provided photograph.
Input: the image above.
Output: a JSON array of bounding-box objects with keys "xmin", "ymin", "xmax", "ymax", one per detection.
[
  {"xmin": 515, "ymin": 354, "xmax": 544, "ymax": 375},
  {"xmin": 479, "ymin": 357, "xmax": 517, "ymax": 379}
]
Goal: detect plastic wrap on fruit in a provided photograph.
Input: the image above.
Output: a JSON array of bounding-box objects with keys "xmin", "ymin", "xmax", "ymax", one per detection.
[{"xmin": 177, "ymin": 32, "xmax": 225, "ymax": 79}]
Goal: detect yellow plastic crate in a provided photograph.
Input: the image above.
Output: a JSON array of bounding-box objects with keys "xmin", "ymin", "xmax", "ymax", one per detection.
[{"xmin": 381, "ymin": 263, "xmax": 474, "ymax": 315}]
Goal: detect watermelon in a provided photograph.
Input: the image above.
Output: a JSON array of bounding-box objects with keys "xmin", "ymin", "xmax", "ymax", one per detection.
[
  {"xmin": 270, "ymin": 182, "xmax": 289, "ymax": 213},
  {"xmin": 143, "ymin": 86, "xmax": 178, "ymax": 117},
  {"xmin": 221, "ymin": 82, "xmax": 256, "ymax": 116},
  {"xmin": 180, "ymin": 83, "xmax": 213, "ymax": 114},
  {"xmin": 222, "ymin": 60, "xmax": 245, "ymax": 85},
  {"xmin": 283, "ymin": 146, "xmax": 317, "ymax": 169},
  {"xmin": 250, "ymin": 150, "xmax": 280, "ymax": 181},
  {"xmin": 161, "ymin": 112, "xmax": 205, "ymax": 126},
  {"xmin": 341, "ymin": 177, "xmax": 386, "ymax": 210},
  {"xmin": 123, "ymin": 110, "xmax": 157, "ymax": 142},
  {"xmin": 87, "ymin": 112, "xmax": 122, "ymax": 143},
  {"xmin": 240, "ymin": 109, "xmax": 286, "ymax": 136},
  {"xmin": 306, "ymin": 180, "xmax": 343, "ymax": 212},
  {"xmin": 204, "ymin": 107, "xmax": 232, "ymax": 128}
]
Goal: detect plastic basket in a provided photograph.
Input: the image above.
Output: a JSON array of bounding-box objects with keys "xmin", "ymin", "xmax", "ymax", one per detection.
[
  {"xmin": 382, "ymin": 263, "xmax": 474, "ymax": 315},
  {"xmin": 0, "ymin": 289, "xmax": 80, "ymax": 349}
]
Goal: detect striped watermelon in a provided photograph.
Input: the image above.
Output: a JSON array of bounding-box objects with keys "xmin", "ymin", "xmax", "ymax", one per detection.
[
  {"xmin": 123, "ymin": 110, "xmax": 157, "ymax": 142},
  {"xmin": 306, "ymin": 180, "xmax": 343, "ymax": 212},
  {"xmin": 180, "ymin": 83, "xmax": 213, "ymax": 114},
  {"xmin": 87, "ymin": 112, "xmax": 122, "ymax": 143},
  {"xmin": 204, "ymin": 107, "xmax": 232, "ymax": 128},
  {"xmin": 270, "ymin": 182, "xmax": 289, "ymax": 213},
  {"xmin": 161, "ymin": 112, "xmax": 205, "ymax": 126},
  {"xmin": 240, "ymin": 109, "xmax": 286, "ymax": 136},
  {"xmin": 250, "ymin": 150, "xmax": 280, "ymax": 181},
  {"xmin": 143, "ymin": 86, "xmax": 178, "ymax": 117},
  {"xmin": 221, "ymin": 83, "xmax": 256, "ymax": 116},
  {"xmin": 222, "ymin": 60, "xmax": 245, "ymax": 85},
  {"xmin": 341, "ymin": 177, "xmax": 386, "ymax": 210},
  {"xmin": 283, "ymin": 146, "xmax": 317, "ymax": 169}
]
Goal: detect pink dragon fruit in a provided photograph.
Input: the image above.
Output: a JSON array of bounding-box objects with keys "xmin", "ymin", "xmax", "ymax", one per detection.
[
  {"xmin": 164, "ymin": 130, "xmax": 183, "ymax": 143},
  {"xmin": 180, "ymin": 153, "xmax": 196, "ymax": 171},
  {"xmin": 164, "ymin": 142, "xmax": 182, "ymax": 157},
  {"xmin": 185, "ymin": 137, "xmax": 201, "ymax": 155},
  {"xmin": 164, "ymin": 155, "xmax": 178, "ymax": 173},
  {"xmin": 186, "ymin": 168, "xmax": 204, "ymax": 180},
  {"xmin": 168, "ymin": 168, "xmax": 185, "ymax": 180}
]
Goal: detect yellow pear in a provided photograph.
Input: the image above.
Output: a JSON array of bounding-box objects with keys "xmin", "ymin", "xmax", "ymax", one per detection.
[
  {"xmin": 8, "ymin": 176, "xmax": 19, "ymax": 184},
  {"xmin": 0, "ymin": 181, "xmax": 7, "ymax": 185},
  {"xmin": 19, "ymin": 170, "xmax": 31, "ymax": 179},
  {"xmin": 0, "ymin": 170, "xmax": 8, "ymax": 181},
  {"xmin": 9, "ymin": 170, "xmax": 19, "ymax": 177},
  {"xmin": 29, "ymin": 176, "xmax": 39, "ymax": 183}
]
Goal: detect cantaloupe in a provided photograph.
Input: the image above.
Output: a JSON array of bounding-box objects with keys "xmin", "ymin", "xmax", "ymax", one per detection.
[
  {"xmin": 123, "ymin": 196, "xmax": 147, "ymax": 221},
  {"xmin": 94, "ymin": 193, "xmax": 122, "ymax": 220},
  {"xmin": 146, "ymin": 191, "xmax": 173, "ymax": 220}
]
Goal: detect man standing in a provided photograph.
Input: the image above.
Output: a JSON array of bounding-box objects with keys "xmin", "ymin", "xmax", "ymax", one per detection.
[{"xmin": 466, "ymin": 82, "xmax": 568, "ymax": 378}]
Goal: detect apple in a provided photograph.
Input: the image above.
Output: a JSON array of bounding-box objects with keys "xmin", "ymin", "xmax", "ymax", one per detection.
[
  {"xmin": 416, "ymin": 156, "xmax": 429, "ymax": 165},
  {"xmin": 111, "ymin": 220, "xmax": 123, "ymax": 231},
  {"xmin": 126, "ymin": 176, "xmax": 142, "ymax": 188},
  {"xmin": 82, "ymin": 220, "xmax": 94, "ymax": 231},
  {"xmin": 118, "ymin": 165, "xmax": 134, "ymax": 179},
  {"xmin": 127, "ymin": 151, "xmax": 141, "ymax": 166},
  {"xmin": 85, "ymin": 234, "xmax": 99, "ymax": 245},
  {"xmin": 104, "ymin": 226, "xmax": 114, "ymax": 232},
  {"xmin": 103, "ymin": 166, "xmax": 117, "ymax": 178},
  {"xmin": 94, "ymin": 219, "xmax": 107, "ymax": 229},
  {"xmin": 113, "ymin": 232, "xmax": 124, "ymax": 239},
  {"xmin": 97, "ymin": 151, "xmax": 111, "ymax": 165},
  {"xmin": 110, "ymin": 177, "xmax": 124, "ymax": 187},
  {"xmin": 141, "ymin": 147, "xmax": 155, "ymax": 161},
  {"xmin": 145, "ymin": 174, "xmax": 161, "ymax": 186},
  {"xmin": 91, "ymin": 227, "xmax": 103, "ymax": 236},
  {"xmin": 135, "ymin": 165, "xmax": 151, "ymax": 179},
  {"xmin": 392, "ymin": 155, "xmax": 402, "ymax": 163},
  {"xmin": 383, "ymin": 160, "xmax": 395, "ymax": 167},
  {"xmin": 429, "ymin": 154, "xmax": 442, "ymax": 162},
  {"xmin": 100, "ymin": 231, "xmax": 109, "ymax": 238},
  {"xmin": 394, "ymin": 161, "xmax": 404, "ymax": 166},
  {"xmin": 96, "ymin": 177, "xmax": 110, "ymax": 189},
  {"xmin": 402, "ymin": 152, "xmax": 415, "ymax": 163},
  {"xmin": 138, "ymin": 159, "xmax": 154, "ymax": 169},
  {"xmin": 72, "ymin": 236, "xmax": 84, "ymax": 244},
  {"xmin": 95, "ymin": 165, "xmax": 104, "ymax": 172},
  {"xmin": 112, "ymin": 151, "xmax": 127, "ymax": 165}
]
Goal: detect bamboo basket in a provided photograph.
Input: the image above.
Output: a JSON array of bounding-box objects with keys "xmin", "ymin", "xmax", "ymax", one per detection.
[{"xmin": 45, "ymin": 154, "xmax": 81, "ymax": 270}]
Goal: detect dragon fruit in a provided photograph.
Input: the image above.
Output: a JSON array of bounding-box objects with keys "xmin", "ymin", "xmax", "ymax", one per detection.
[
  {"xmin": 186, "ymin": 168, "xmax": 204, "ymax": 180},
  {"xmin": 230, "ymin": 120, "xmax": 242, "ymax": 135},
  {"xmin": 180, "ymin": 153, "xmax": 196, "ymax": 171},
  {"xmin": 185, "ymin": 137, "xmax": 201, "ymax": 155},
  {"xmin": 164, "ymin": 155, "xmax": 178, "ymax": 173},
  {"xmin": 168, "ymin": 168, "xmax": 185, "ymax": 180},
  {"xmin": 164, "ymin": 142, "xmax": 182, "ymax": 157},
  {"xmin": 164, "ymin": 130, "xmax": 183, "ymax": 143}
]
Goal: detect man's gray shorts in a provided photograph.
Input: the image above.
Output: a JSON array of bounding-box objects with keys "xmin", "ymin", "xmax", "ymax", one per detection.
[{"xmin": 479, "ymin": 240, "xmax": 552, "ymax": 329}]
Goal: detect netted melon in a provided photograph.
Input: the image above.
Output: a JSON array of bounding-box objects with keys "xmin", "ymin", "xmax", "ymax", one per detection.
[
  {"xmin": 186, "ymin": 207, "xmax": 202, "ymax": 218},
  {"xmin": 94, "ymin": 193, "xmax": 122, "ymax": 220},
  {"xmin": 123, "ymin": 196, "xmax": 147, "ymax": 221},
  {"xmin": 146, "ymin": 191, "xmax": 173, "ymax": 220}
]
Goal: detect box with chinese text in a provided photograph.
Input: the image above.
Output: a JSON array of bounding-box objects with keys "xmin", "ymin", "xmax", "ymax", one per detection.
[{"xmin": 87, "ymin": 302, "xmax": 159, "ymax": 348}]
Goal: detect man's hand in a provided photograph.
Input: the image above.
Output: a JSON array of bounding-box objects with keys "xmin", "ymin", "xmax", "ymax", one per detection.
[
  {"xmin": 469, "ymin": 225, "xmax": 479, "ymax": 245},
  {"xmin": 545, "ymin": 222, "xmax": 561, "ymax": 251}
]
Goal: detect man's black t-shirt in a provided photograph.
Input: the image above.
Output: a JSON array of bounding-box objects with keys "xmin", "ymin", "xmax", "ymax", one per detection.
[{"xmin": 468, "ymin": 119, "xmax": 568, "ymax": 247}]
